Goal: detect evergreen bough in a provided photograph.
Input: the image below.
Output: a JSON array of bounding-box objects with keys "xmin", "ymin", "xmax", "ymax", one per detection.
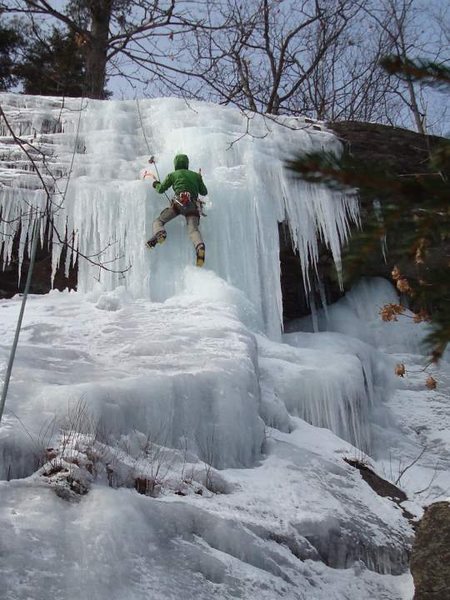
[{"xmin": 287, "ymin": 59, "xmax": 450, "ymax": 360}]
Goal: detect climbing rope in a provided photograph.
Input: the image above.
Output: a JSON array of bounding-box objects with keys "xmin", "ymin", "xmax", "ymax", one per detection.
[
  {"xmin": 135, "ymin": 97, "xmax": 171, "ymax": 203},
  {"xmin": 135, "ymin": 96, "xmax": 152, "ymax": 156},
  {"xmin": 0, "ymin": 215, "xmax": 40, "ymax": 425},
  {"xmin": 0, "ymin": 97, "xmax": 85, "ymax": 426}
]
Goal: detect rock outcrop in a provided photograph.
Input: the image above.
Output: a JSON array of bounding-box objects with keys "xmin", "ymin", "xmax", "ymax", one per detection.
[
  {"xmin": 0, "ymin": 219, "xmax": 77, "ymax": 298},
  {"xmin": 410, "ymin": 501, "xmax": 450, "ymax": 600},
  {"xmin": 279, "ymin": 121, "xmax": 444, "ymax": 325},
  {"xmin": 330, "ymin": 121, "xmax": 443, "ymax": 176}
]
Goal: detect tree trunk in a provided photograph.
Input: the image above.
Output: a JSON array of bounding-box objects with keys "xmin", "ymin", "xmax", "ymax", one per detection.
[
  {"xmin": 84, "ymin": 1, "xmax": 112, "ymax": 99},
  {"xmin": 405, "ymin": 73, "xmax": 426, "ymax": 135}
]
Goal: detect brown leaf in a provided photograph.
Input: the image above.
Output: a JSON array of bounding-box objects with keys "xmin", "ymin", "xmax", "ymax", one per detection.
[
  {"xmin": 415, "ymin": 248, "xmax": 424, "ymax": 264},
  {"xmin": 380, "ymin": 303, "xmax": 405, "ymax": 322},
  {"xmin": 425, "ymin": 376, "xmax": 437, "ymax": 390},
  {"xmin": 413, "ymin": 309, "xmax": 430, "ymax": 323},
  {"xmin": 395, "ymin": 363, "xmax": 406, "ymax": 377},
  {"xmin": 414, "ymin": 238, "xmax": 428, "ymax": 264},
  {"xmin": 391, "ymin": 265, "xmax": 401, "ymax": 281},
  {"xmin": 396, "ymin": 278, "xmax": 411, "ymax": 293}
]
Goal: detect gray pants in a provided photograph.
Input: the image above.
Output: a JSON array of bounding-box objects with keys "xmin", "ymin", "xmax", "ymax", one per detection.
[{"xmin": 152, "ymin": 206, "xmax": 203, "ymax": 248}]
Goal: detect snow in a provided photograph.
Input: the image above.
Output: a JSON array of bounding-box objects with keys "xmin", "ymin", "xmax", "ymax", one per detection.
[
  {"xmin": 259, "ymin": 330, "xmax": 392, "ymax": 452},
  {"xmin": 0, "ymin": 272, "xmax": 264, "ymax": 477},
  {"xmin": 0, "ymin": 93, "xmax": 449, "ymax": 600}
]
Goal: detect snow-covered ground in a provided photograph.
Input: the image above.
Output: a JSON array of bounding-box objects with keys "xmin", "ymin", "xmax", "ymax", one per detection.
[{"xmin": 1, "ymin": 95, "xmax": 449, "ymax": 599}]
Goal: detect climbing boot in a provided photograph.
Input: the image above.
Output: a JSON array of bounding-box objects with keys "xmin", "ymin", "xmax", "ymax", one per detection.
[
  {"xmin": 195, "ymin": 243, "xmax": 205, "ymax": 267},
  {"xmin": 146, "ymin": 231, "xmax": 167, "ymax": 249}
]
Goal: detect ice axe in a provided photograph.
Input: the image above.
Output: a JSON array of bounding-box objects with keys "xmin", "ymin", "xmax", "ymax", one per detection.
[
  {"xmin": 141, "ymin": 156, "xmax": 158, "ymax": 181},
  {"xmin": 140, "ymin": 157, "xmax": 157, "ymax": 182},
  {"xmin": 146, "ymin": 155, "xmax": 171, "ymax": 201},
  {"xmin": 148, "ymin": 155, "xmax": 163, "ymax": 181}
]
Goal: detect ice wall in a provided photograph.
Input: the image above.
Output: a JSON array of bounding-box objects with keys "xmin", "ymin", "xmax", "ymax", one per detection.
[
  {"xmin": 0, "ymin": 93, "xmax": 358, "ymax": 339},
  {"xmin": 287, "ymin": 278, "xmax": 431, "ymax": 355}
]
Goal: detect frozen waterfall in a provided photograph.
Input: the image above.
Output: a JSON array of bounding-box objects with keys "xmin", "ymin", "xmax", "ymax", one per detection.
[
  {"xmin": 1, "ymin": 94, "xmax": 428, "ymax": 599},
  {"xmin": 0, "ymin": 93, "xmax": 358, "ymax": 340},
  {"xmin": 0, "ymin": 93, "xmax": 393, "ymax": 457}
]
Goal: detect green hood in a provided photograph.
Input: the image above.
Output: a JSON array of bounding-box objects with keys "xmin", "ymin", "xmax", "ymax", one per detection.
[
  {"xmin": 154, "ymin": 153, "xmax": 207, "ymax": 198},
  {"xmin": 174, "ymin": 154, "xmax": 189, "ymax": 170}
]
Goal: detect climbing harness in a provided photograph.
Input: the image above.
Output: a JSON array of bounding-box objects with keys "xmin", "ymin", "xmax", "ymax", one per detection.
[{"xmin": 175, "ymin": 191, "xmax": 191, "ymax": 208}]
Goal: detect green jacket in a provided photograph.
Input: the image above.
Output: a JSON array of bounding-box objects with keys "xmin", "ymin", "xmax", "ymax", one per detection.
[{"xmin": 154, "ymin": 154, "xmax": 208, "ymax": 198}]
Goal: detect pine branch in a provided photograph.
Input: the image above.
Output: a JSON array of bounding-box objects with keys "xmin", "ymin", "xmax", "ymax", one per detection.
[{"xmin": 380, "ymin": 57, "xmax": 450, "ymax": 91}]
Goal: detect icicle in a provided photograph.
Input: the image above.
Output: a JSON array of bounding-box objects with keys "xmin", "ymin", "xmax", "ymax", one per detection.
[
  {"xmin": 51, "ymin": 222, "xmax": 59, "ymax": 288},
  {"xmin": 17, "ymin": 211, "xmax": 28, "ymax": 287},
  {"xmin": 373, "ymin": 199, "xmax": 388, "ymax": 262},
  {"xmin": 317, "ymin": 277, "xmax": 329, "ymax": 318},
  {"xmin": 308, "ymin": 289, "xmax": 319, "ymax": 333},
  {"xmin": 0, "ymin": 94, "xmax": 359, "ymax": 337}
]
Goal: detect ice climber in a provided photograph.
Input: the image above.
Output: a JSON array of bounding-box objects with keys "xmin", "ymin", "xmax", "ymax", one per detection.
[{"xmin": 146, "ymin": 154, "xmax": 207, "ymax": 267}]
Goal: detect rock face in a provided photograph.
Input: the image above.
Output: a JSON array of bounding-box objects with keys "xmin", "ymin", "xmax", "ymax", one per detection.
[
  {"xmin": 0, "ymin": 220, "xmax": 77, "ymax": 298},
  {"xmin": 279, "ymin": 222, "xmax": 342, "ymax": 322},
  {"xmin": 329, "ymin": 121, "xmax": 442, "ymax": 176},
  {"xmin": 410, "ymin": 501, "xmax": 450, "ymax": 600},
  {"xmin": 279, "ymin": 121, "xmax": 444, "ymax": 325}
]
